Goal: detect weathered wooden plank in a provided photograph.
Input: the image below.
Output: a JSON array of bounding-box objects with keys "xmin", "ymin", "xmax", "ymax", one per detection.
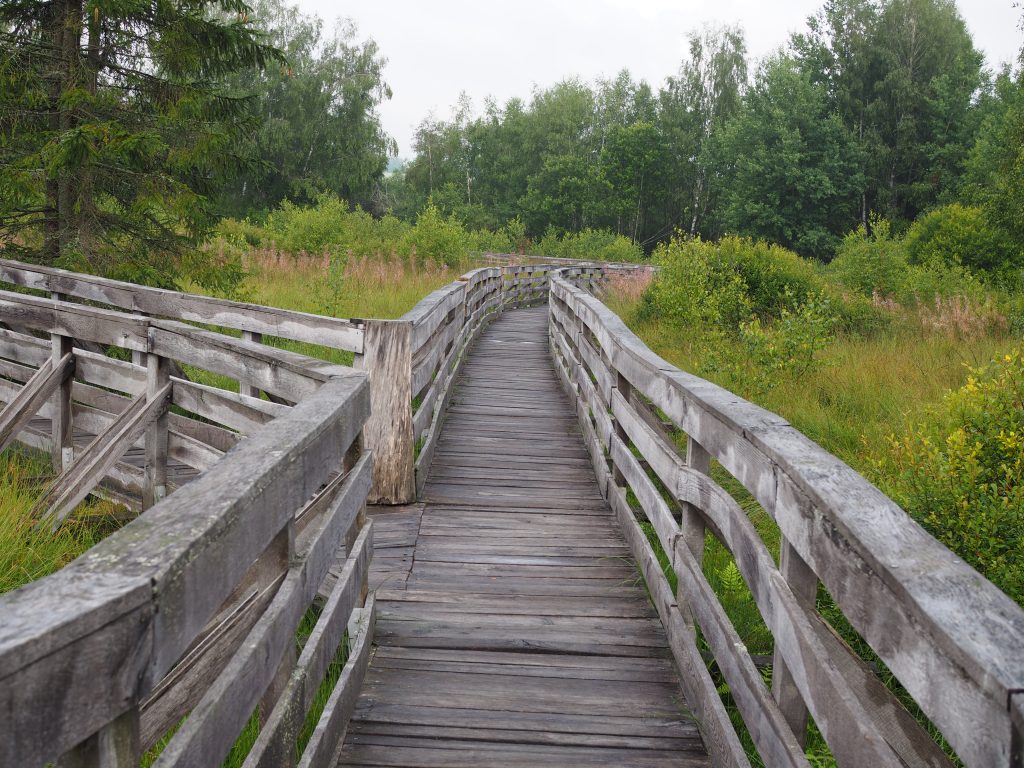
[
  {"xmin": 0, "ymin": 374, "xmax": 367, "ymax": 767},
  {"xmin": 672, "ymin": 537, "xmax": 810, "ymax": 768},
  {"xmin": 356, "ymin": 320, "xmax": 414, "ymax": 504},
  {"xmin": 606, "ymin": 483, "xmax": 749, "ymax": 768},
  {"xmin": 553, "ymin": 272, "xmax": 1024, "ymax": 767},
  {"xmin": 0, "ymin": 289, "xmax": 150, "ymax": 350},
  {"xmin": 244, "ymin": 515, "xmax": 373, "ymax": 768},
  {"xmin": 297, "ymin": 597, "xmax": 375, "ymax": 768},
  {"xmin": 36, "ymin": 382, "xmax": 172, "ymax": 528},
  {"xmin": 152, "ymin": 470, "xmax": 373, "ymax": 767},
  {"xmin": 0, "ymin": 352, "xmax": 73, "ymax": 455}
]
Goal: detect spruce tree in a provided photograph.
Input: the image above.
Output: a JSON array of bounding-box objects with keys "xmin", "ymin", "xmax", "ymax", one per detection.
[{"xmin": 0, "ymin": 0, "xmax": 280, "ymax": 283}]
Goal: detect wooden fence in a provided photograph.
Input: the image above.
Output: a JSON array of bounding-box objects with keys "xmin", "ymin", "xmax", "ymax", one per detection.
[
  {"xmin": 548, "ymin": 271, "xmax": 1024, "ymax": 768},
  {"xmin": 360, "ymin": 260, "xmax": 613, "ymax": 503},
  {"xmin": 0, "ymin": 275, "xmax": 375, "ymax": 767}
]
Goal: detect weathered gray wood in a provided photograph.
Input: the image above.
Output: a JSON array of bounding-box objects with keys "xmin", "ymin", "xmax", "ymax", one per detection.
[
  {"xmin": 151, "ymin": 465, "xmax": 373, "ymax": 768},
  {"xmin": 0, "ymin": 374, "xmax": 368, "ymax": 767},
  {"xmin": 149, "ymin": 321, "xmax": 347, "ymax": 401},
  {"xmin": 356, "ymin": 320, "xmax": 415, "ymax": 504},
  {"xmin": 144, "ymin": 355, "xmax": 170, "ymax": 509},
  {"xmin": 672, "ymin": 537, "xmax": 810, "ymax": 768},
  {"xmin": 36, "ymin": 382, "xmax": 172, "ymax": 528},
  {"xmin": 51, "ymin": 331, "xmax": 74, "ymax": 471},
  {"xmin": 140, "ymin": 573, "xmax": 283, "ymax": 751},
  {"xmin": 0, "ymin": 258, "xmax": 365, "ymax": 352},
  {"xmin": 551, "ymin": 272, "xmax": 1024, "ymax": 767},
  {"xmin": 772, "ymin": 540, "xmax": 816, "ymax": 746},
  {"xmin": 0, "ymin": 352, "xmax": 73, "ymax": 456},
  {"xmin": 297, "ymin": 596, "xmax": 376, "ymax": 768},
  {"xmin": 244, "ymin": 520, "xmax": 372, "ymax": 768},
  {"xmin": 605, "ymin": 485, "xmax": 749, "ymax": 768},
  {"xmin": 240, "ymin": 330, "xmax": 264, "ymax": 399}
]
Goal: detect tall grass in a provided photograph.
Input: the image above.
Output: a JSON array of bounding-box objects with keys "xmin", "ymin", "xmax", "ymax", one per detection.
[{"xmin": 0, "ymin": 450, "xmax": 123, "ymax": 594}]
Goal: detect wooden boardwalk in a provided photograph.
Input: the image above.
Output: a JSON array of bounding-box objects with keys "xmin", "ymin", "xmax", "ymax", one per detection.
[{"xmin": 341, "ymin": 307, "xmax": 709, "ymax": 767}]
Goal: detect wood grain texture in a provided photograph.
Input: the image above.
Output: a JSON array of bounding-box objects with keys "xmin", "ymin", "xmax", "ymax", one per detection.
[{"xmin": 356, "ymin": 320, "xmax": 415, "ymax": 504}]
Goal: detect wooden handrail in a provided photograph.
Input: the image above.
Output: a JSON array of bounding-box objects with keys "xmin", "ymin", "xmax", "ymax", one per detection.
[
  {"xmin": 547, "ymin": 270, "xmax": 1024, "ymax": 768},
  {"xmin": 0, "ymin": 258, "xmax": 365, "ymax": 353}
]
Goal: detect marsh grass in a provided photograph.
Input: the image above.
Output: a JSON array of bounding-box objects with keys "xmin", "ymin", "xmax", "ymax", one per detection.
[{"xmin": 0, "ymin": 449, "xmax": 124, "ymax": 594}]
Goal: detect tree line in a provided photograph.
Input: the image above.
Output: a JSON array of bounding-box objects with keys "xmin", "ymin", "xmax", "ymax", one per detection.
[
  {"xmin": 1, "ymin": 0, "xmax": 1021, "ymax": 282},
  {"xmin": 394, "ymin": 0, "xmax": 1021, "ymax": 263}
]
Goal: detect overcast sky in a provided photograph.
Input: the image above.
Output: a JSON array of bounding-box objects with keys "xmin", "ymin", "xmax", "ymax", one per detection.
[{"xmin": 297, "ymin": 0, "xmax": 1023, "ymax": 157}]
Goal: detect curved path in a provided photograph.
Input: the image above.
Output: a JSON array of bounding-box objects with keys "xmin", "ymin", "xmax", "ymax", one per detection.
[{"xmin": 340, "ymin": 307, "xmax": 708, "ymax": 767}]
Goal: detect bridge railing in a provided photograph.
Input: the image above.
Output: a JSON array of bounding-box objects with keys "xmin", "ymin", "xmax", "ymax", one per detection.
[
  {"xmin": 548, "ymin": 271, "xmax": 1024, "ymax": 768},
  {"xmin": 361, "ymin": 260, "xmax": 622, "ymax": 503},
  {"xmin": 0, "ymin": 286, "xmax": 376, "ymax": 767}
]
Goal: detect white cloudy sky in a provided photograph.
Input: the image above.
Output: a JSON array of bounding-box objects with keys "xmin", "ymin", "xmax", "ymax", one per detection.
[{"xmin": 297, "ymin": 0, "xmax": 1023, "ymax": 157}]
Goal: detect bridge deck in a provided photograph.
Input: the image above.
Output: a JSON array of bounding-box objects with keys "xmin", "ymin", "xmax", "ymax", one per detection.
[{"xmin": 341, "ymin": 307, "xmax": 709, "ymax": 767}]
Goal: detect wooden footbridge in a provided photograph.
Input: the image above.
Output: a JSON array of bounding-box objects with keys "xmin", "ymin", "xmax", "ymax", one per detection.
[{"xmin": 0, "ymin": 257, "xmax": 1023, "ymax": 768}]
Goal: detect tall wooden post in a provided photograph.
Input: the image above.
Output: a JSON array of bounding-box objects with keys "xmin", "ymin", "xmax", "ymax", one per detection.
[
  {"xmin": 355, "ymin": 320, "xmax": 414, "ymax": 505},
  {"xmin": 143, "ymin": 353, "xmax": 169, "ymax": 509}
]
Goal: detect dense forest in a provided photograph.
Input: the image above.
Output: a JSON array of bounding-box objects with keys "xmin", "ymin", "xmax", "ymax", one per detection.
[{"xmin": 1, "ymin": 0, "xmax": 1022, "ymax": 280}]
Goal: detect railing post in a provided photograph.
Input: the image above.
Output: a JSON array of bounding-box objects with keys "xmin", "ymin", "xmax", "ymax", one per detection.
[
  {"xmin": 143, "ymin": 353, "xmax": 169, "ymax": 509},
  {"xmin": 240, "ymin": 330, "xmax": 263, "ymax": 398},
  {"xmin": 50, "ymin": 293, "xmax": 74, "ymax": 473},
  {"xmin": 612, "ymin": 373, "xmax": 631, "ymax": 490},
  {"xmin": 681, "ymin": 438, "xmax": 710, "ymax": 565},
  {"xmin": 259, "ymin": 521, "xmax": 296, "ymax": 735},
  {"xmin": 772, "ymin": 539, "xmax": 816, "ymax": 746},
  {"xmin": 355, "ymin": 320, "xmax": 414, "ymax": 504}
]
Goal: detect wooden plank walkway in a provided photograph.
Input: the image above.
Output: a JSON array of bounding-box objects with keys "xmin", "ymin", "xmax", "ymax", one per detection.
[{"xmin": 341, "ymin": 307, "xmax": 709, "ymax": 767}]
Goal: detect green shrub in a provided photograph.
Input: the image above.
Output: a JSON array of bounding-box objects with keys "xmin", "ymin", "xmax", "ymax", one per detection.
[
  {"xmin": 648, "ymin": 235, "xmax": 825, "ymax": 328},
  {"xmin": 828, "ymin": 220, "xmax": 910, "ymax": 299},
  {"xmin": 905, "ymin": 203, "xmax": 1014, "ymax": 272},
  {"xmin": 874, "ymin": 347, "xmax": 1024, "ymax": 605},
  {"xmin": 404, "ymin": 202, "xmax": 471, "ymax": 267},
  {"xmin": 534, "ymin": 227, "xmax": 645, "ymax": 263},
  {"xmin": 648, "ymin": 236, "xmax": 753, "ymax": 329},
  {"xmin": 703, "ymin": 293, "xmax": 837, "ymax": 396}
]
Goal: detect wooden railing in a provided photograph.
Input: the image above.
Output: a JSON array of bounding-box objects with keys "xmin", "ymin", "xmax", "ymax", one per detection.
[
  {"xmin": 361, "ymin": 260, "xmax": 616, "ymax": 503},
  {"xmin": 548, "ymin": 271, "xmax": 1024, "ymax": 768},
  {"xmin": 0, "ymin": 280, "xmax": 375, "ymax": 766}
]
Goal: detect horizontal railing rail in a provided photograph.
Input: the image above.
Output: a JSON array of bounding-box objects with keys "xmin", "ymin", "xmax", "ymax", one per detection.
[
  {"xmin": 0, "ymin": 258, "xmax": 365, "ymax": 354},
  {"xmin": 547, "ymin": 271, "xmax": 1024, "ymax": 768}
]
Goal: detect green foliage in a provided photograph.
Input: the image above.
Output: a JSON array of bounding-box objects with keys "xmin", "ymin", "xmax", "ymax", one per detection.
[
  {"xmin": 829, "ymin": 220, "xmax": 911, "ymax": 297},
  {"xmin": 218, "ymin": 0, "xmax": 394, "ymax": 215},
  {"xmin": 875, "ymin": 347, "xmax": 1024, "ymax": 604},
  {"xmin": 0, "ymin": 0, "xmax": 282, "ymax": 282},
  {"xmin": 650, "ymin": 235, "xmax": 824, "ymax": 327},
  {"xmin": 715, "ymin": 56, "xmax": 864, "ymax": 260},
  {"xmin": 534, "ymin": 227, "xmax": 645, "ymax": 263},
  {"xmin": 904, "ymin": 204, "xmax": 1014, "ymax": 272},
  {"xmin": 405, "ymin": 202, "xmax": 471, "ymax": 266}
]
